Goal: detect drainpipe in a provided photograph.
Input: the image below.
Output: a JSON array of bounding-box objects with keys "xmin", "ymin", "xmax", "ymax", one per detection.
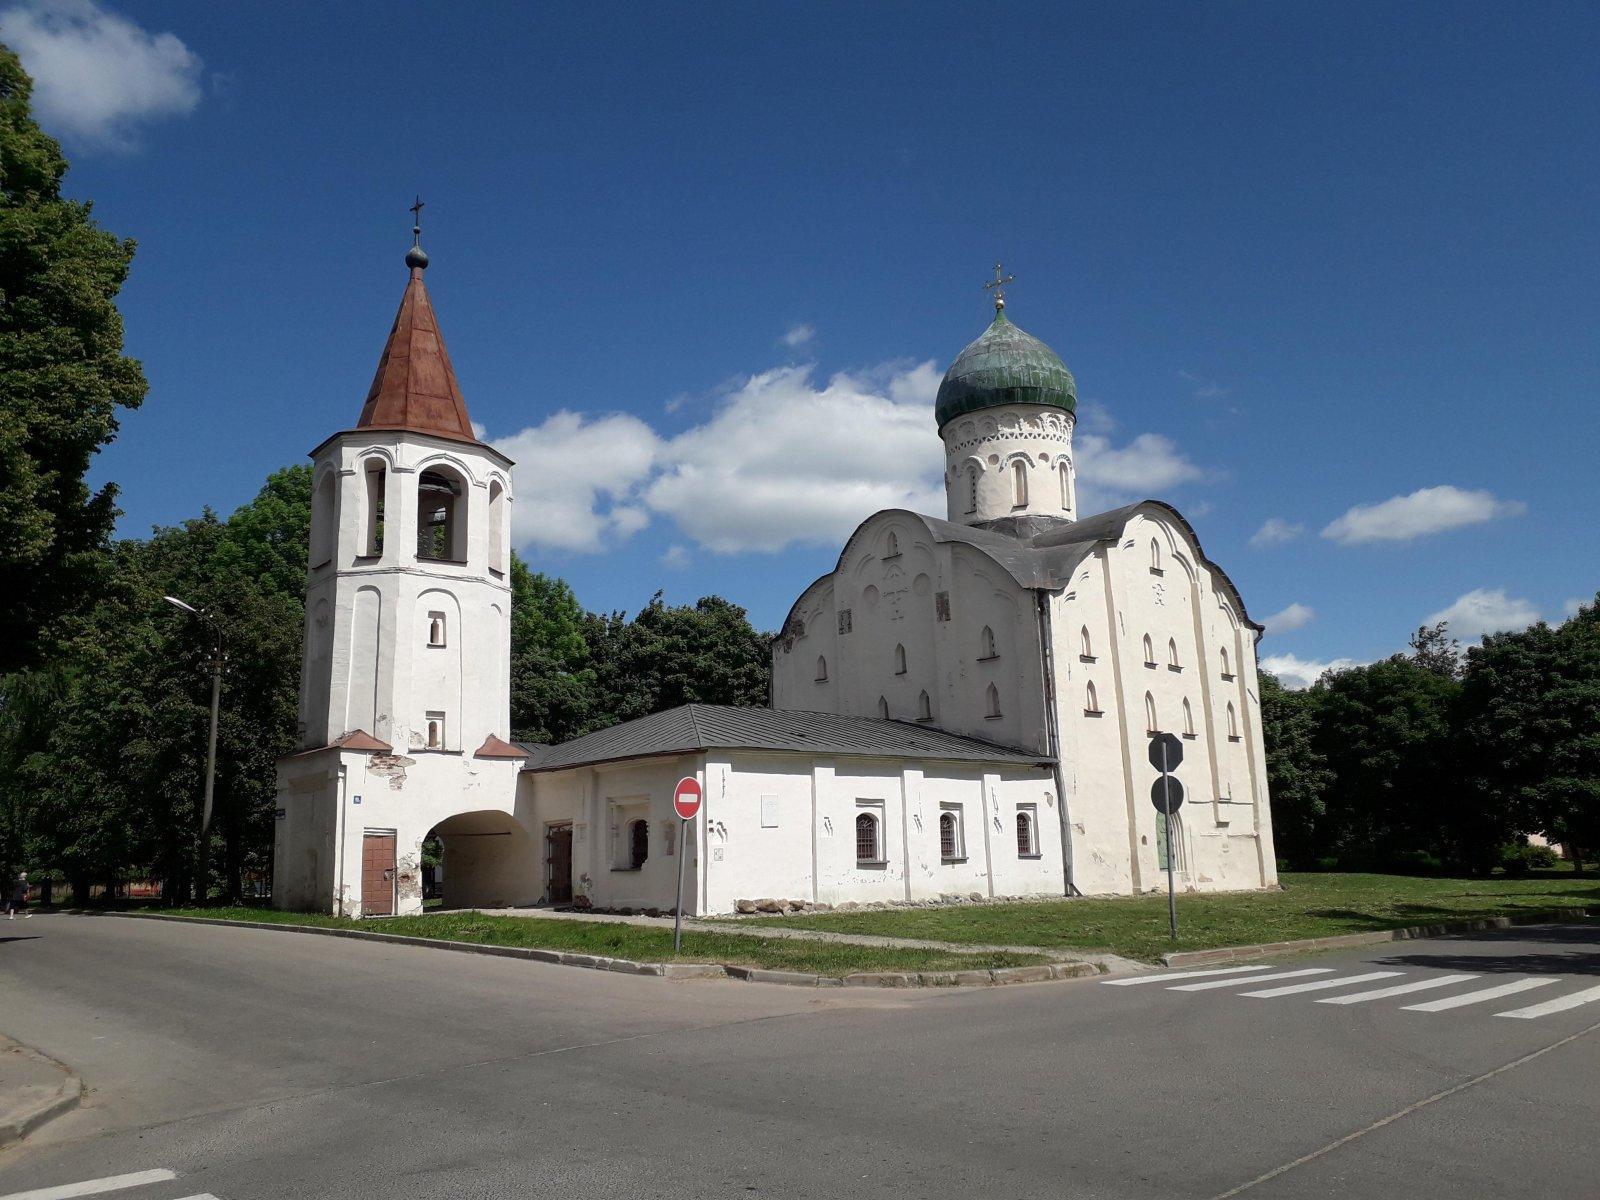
[
  {"xmin": 333, "ymin": 762, "xmax": 349, "ymax": 917},
  {"xmin": 1035, "ymin": 589, "xmax": 1079, "ymax": 897}
]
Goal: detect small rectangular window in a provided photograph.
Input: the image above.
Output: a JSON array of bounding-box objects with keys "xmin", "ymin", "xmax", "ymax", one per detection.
[
  {"xmin": 855, "ymin": 801, "xmax": 885, "ymax": 865},
  {"xmin": 1017, "ymin": 804, "xmax": 1040, "ymax": 857},
  {"xmin": 424, "ymin": 710, "xmax": 446, "ymax": 750},
  {"xmin": 939, "ymin": 804, "xmax": 964, "ymax": 862},
  {"xmin": 427, "ymin": 611, "xmax": 447, "ymax": 647}
]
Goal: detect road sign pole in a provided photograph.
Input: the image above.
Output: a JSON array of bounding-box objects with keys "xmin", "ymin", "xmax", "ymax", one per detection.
[
  {"xmin": 1162, "ymin": 740, "xmax": 1177, "ymax": 942},
  {"xmin": 673, "ymin": 817, "xmax": 689, "ymax": 954}
]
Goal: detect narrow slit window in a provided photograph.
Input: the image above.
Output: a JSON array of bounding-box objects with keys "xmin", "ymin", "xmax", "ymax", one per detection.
[
  {"xmin": 917, "ymin": 690, "xmax": 932, "ymax": 721},
  {"xmin": 1059, "ymin": 461, "xmax": 1071, "ymax": 510},
  {"xmin": 1221, "ymin": 646, "xmax": 1233, "ymax": 678},
  {"xmin": 1085, "ymin": 681, "xmax": 1100, "ymax": 713},
  {"xmin": 1145, "ymin": 693, "xmax": 1158, "ymax": 734},
  {"xmin": 1012, "ymin": 459, "xmax": 1028, "ymax": 507},
  {"xmin": 985, "ymin": 682, "xmax": 1002, "ymax": 718},
  {"xmin": 1017, "ymin": 808, "xmax": 1038, "ymax": 856},
  {"xmin": 1227, "ymin": 702, "xmax": 1240, "ymax": 740},
  {"xmin": 886, "ymin": 531, "xmax": 900, "ymax": 557},
  {"xmin": 1143, "ymin": 634, "xmax": 1155, "ymax": 667},
  {"xmin": 1150, "ymin": 538, "xmax": 1163, "ymax": 573},
  {"xmin": 1080, "ymin": 626, "xmax": 1093, "ymax": 658},
  {"xmin": 427, "ymin": 612, "xmax": 447, "ymax": 648},
  {"xmin": 363, "ymin": 462, "xmax": 386, "ymax": 556},
  {"xmin": 877, "ymin": 695, "xmax": 889, "ymax": 720},
  {"xmin": 1182, "ymin": 697, "xmax": 1195, "ymax": 736},
  {"xmin": 1168, "ymin": 638, "xmax": 1180, "ymax": 669},
  {"xmin": 980, "ymin": 625, "xmax": 997, "ymax": 659},
  {"xmin": 966, "ymin": 465, "xmax": 979, "ymax": 515},
  {"xmin": 425, "ymin": 710, "xmax": 446, "ymax": 749},
  {"xmin": 939, "ymin": 810, "xmax": 959, "ymax": 860},
  {"xmin": 815, "ymin": 655, "xmax": 828, "ymax": 682},
  {"xmin": 894, "ymin": 643, "xmax": 907, "ymax": 675}
]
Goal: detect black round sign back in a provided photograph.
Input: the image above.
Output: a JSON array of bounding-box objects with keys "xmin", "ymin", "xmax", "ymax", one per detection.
[{"xmin": 1151, "ymin": 776, "xmax": 1184, "ymax": 814}]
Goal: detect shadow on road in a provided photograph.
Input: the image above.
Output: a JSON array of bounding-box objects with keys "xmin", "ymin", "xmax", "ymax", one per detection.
[{"xmin": 1371, "ymin": 922, "xmax": 1600, "ymax": 976}]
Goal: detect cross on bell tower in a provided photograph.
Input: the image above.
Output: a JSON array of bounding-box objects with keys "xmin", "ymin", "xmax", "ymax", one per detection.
[{"xmin": 982, "ymin": 262, "xmax": 1015, "ymax": 311}]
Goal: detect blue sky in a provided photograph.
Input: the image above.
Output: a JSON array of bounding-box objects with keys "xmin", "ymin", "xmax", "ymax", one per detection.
[{"xmin": 9, "ymin": 0, "xmax": 1597, "ymax": 684}]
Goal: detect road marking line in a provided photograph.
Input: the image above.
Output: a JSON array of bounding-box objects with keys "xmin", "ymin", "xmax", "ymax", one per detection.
[
  {"xmin": 1209, "ymin": 1016, "xmax": 1600, "ymax": 1198},
  {"xmin": 1168, "ymin": 968, "xmax": 1334, "ymax": 992},
  {"xmin": 0, "ymin": 1170, "xmax": 179, "ymax": 1200},
  {"xmin": 170, "ymin": 1195, "xmax": 221, "ymax": 1200},
  {"xmin": 1402, "ymin": 977, "xmax": 1557, "ymax": 1012},
  {"xmin": 1103, "ymin": 965, "xmax": 1275, "ymax": 986},
  {"xmin": 1496, "ymin": 980, "xmax": 1600, "ymax": 1020},
  {"xmin": 1239, "ymin": 971, "xmax": 1402, "ymax": 998},
  {"xmin": 1316, "ymin": 973, "xmax": 1480, "ymax": 1005}
]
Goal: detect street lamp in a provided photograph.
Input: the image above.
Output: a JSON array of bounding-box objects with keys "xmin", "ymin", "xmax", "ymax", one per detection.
[{"xmin": 164, "ymin": 595, "xmax": 225, "ymax": 904}]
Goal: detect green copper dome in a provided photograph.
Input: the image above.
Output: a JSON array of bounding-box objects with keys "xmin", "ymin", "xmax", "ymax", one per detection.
[{"xmin": 934, "ymin": 308, "xmax": 1077, "ymax": 429}]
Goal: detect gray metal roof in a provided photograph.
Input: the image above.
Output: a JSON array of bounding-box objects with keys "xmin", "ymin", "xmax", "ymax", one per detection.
[
  {"xmin": 781, "ymin": 499, "xmax": 1262, "ymax": 640},
  {"xmin": 519, "ymin": 704, "xmax": 1052, "ymax": 773}
]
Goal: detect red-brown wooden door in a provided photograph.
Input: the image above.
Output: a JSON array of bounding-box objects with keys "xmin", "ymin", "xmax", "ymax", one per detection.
[
  {"xmin": 546, "ymin": 825, "xmax": 573, "ymax": 905},
  {"xmin": 362, "ymin": 832, "xmax": 396, "ymax": 916}
]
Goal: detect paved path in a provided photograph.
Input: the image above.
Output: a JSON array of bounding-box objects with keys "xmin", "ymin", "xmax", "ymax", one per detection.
[
  {"xmin": 1, "ymin": 913, "xmax": 1595, "ymax": 1199},
  {"xmin": 465, "ymin": 904, "xmax": 1147, "ymax": 972}
]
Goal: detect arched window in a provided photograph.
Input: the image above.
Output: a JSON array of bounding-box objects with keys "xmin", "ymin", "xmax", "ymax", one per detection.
[
  {"xmin": 980, "ymin": 626, "xmax": 997, "ymax": 659},
  {"xmin": 856, "ymin": 812, "xmax": 882, "ymax": 864},
  {"xmin": 417, "ymin": 466, "xmax": 467, "ymax": 562},
  {"xmin": 488, "ymin": 479, "xmax": 506, "ymax": 575},
  {"xmin": 1150, "ymin": 538, "xmax": 1163, "ymax": 573},
  {"xmin": 1145, "ymin": 693, "xmax": 1159, "ymax": 733},
  {"xmin": 939, "ymin": 811, "xmax": 959, "ymax": 859},
  {"xmin": 1227, "ymin": 702, "xmax": 1240, "ymax": 741},
  {"xmin": 311, "ymin": 471, "xmax": 336, "ymax": 566},
  {"xmin": 894, "ymin": 643, "xmax": 907, "ymax": 675},
  {"xmin": 965, "ymin": 464, "xmax": 979, "ymax": 515},
  {"xmin": 1143, "ymin": 635, "xmax": 1156, "ymax": 667},
  {"xmin": 877, "ymin": 695, "xmax": 890, "ymax": 719},
  {"xmin": 815, "ymin": 655, "xmax": 828, "ymax": 682},
  {"xmin": 1182, "ymin": 697, "xmax": 1195, "ymax": 736},
  {"xmin": 886, "ymin": 531, "xmax": 900, "ymax": 558},
  {"xmin": 1012, "ymin": 459, "xmax": 1028, "ymax": 507},
  {"xmin": 628, "ymin": 818, "xmax": 649, "ymax": 869},
  {"xmin": 1085, "ymin": 681, "xmax": 1100, "ymax": 713},
  {"xmin": 985, "ymin": 682, "xmax": 1002, "ymax": 718},
  {"xmin": 425, "ymin": 710, "xmax": 446, "ymax": 749},
  {"xmin": 1059, "ymin": 461, "xmax": 1071, "ymax": 510},
  {"xmin": 1221, "ymin": 646, "xmax": 1233, "ymax": 678},
  {"xmin": 1168, "ymin": 638, "xmax": 1180, "ymax": 669},
  {"xmin": 1080, "ymin": 626, "xmax": 1093, "ymax": 659},
  {"xmin": 1016, "ymin": 809, "xmax": 1038, "ymax": 856},
  {"xmin": 363, "ymin": 460, "xmax": 387, "ymax": 557},
  {"xmin": 915, "ymin": 690, "xmax": 931, "ymax": 721}
]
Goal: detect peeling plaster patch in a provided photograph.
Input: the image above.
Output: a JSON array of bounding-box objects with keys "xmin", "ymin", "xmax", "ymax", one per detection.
[{"xmin": 370, "ymin": 754, "xmax": 415, "ymax": 790}]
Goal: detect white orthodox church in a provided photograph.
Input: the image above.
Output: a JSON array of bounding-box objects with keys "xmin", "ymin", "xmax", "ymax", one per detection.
[{"xmin": 273, "ymin": 236, "xmax": 1277, "ymax": 919}]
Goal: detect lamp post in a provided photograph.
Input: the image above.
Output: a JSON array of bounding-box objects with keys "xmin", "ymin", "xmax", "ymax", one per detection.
[{"xmin": 164, "ymin": 596, "xmax": 224, "ymax": 904}]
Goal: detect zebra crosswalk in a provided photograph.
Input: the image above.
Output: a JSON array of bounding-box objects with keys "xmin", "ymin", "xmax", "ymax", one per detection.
[
  {"xmin": 0, "ymin": 1169, "xmax": 218, "ymax": 1200},
  {"xmin": 1102, "ymin": 963, "xmax": 1600, "ymax": 1021}
]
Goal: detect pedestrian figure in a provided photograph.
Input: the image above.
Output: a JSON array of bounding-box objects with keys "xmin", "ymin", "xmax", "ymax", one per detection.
[{"xmin": 7, "ymin": 871, "xmax": 30, "ymax": 919}]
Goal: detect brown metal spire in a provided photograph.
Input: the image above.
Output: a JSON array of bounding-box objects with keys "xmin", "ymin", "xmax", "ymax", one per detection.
[{"xmin": 355, "ymin": 204, "xmax": 476, "ymax": 443}]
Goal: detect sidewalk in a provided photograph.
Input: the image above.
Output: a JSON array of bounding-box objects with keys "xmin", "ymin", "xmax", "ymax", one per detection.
[
  {"xmin": 464, "ymin": 905, "xmax": 1148, "ymax": 974},
  {"xmin": 0, "ymin": 1036, "xmax": 81, "ymax": 1149}
]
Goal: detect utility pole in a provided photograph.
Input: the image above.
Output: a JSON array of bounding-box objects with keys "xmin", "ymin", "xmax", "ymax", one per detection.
[{"xmin": 165, "ymin": 596, "xmax": 225, "ymax": 904}]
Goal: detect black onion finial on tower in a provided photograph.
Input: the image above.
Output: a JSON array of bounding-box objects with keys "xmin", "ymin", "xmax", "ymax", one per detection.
[{"xmin": 405, "ymin": 195, "xmax": 429, "ymax": 270}]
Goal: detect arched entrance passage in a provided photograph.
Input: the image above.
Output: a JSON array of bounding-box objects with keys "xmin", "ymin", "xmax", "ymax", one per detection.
[{"xmin": 425, "ymin": 810, "xmax": 539, "ymax": 910}]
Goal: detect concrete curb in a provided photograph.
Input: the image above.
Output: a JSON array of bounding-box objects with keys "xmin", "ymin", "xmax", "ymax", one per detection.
[
  {"xmin": 101, "ymin": 911, "xmax": 1101, "ymax": 990},
  {"xmin": 0, "ymin": 1038, "xmax": 83, "ymax": 1150},
  {"xmin": 1160, "ymin": 906, "xmax": 1598, "ymax": 968}
]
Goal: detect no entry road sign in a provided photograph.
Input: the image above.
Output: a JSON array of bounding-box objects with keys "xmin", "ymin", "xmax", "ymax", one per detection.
[
  {"xmin": 1150, "ymin": 775, "xmax": 1185, "ymax": 814},
  {"xmin": 673, "ymin": 776, "xmax": 703, "ymax": 821}
]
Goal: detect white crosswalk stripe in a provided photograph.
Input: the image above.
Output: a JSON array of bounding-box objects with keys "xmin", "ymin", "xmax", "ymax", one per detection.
[
  {"xmin": 1168, "ymin": 967, "xmax": 1333, "ymax": 992},
  {"xmin": 0, "ymin": 1171, "xmax": 179, "ymax": 1200},
  {"xmin": 1495, "ymin": 980, "xmax": 1600, "ymax": 1020},
  {"xmin": 1239, "ymin": 970, "xmax": 1402, "ymax": 998},
  {"xmin": 1402, "ymin": 977, "xmax": 1558, "ymax": 1012},
  {"xmin": 1316, "ymin": 973, "xmax": 1480, "ymax": 1005},
  {"xmin": 1102, "ymin": 965, "xmax": 1275, "ymax": 986}
]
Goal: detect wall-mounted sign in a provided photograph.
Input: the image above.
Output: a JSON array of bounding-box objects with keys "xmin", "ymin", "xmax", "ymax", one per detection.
[{"xmin": 352, "ymin": 794, "xmax": 363, "ymax": 806}]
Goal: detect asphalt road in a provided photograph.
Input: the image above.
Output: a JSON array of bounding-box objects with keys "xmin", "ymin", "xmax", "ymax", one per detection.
[{"xmin": 0, "ymin": 913, "xmax": 1596, "ymax": 1199}]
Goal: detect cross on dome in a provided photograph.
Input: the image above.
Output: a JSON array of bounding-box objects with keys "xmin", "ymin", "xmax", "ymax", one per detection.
[{"xmin": 982, "ymin": 261, "xmax": 1016, "ymax": 311}]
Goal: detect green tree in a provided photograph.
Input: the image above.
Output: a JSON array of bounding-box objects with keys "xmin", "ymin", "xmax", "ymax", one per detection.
[
  {"xmin": 1458, "ymin": 595, "xmax": 1600, "ymax": 872},
  {"xmin": 1408, "ymin": 620, "xmax": 1462, "ymax": 680},
  {"xmin": 1258, "ymin": 671, "xmax": 1332, "ymax": 868},
  {"xmin": 583, "ymin": 592, "xmax": 771, "ymax": 732},
  {"xmin": 0, "ymin": 45, "xmax": 147, "ymax": 671},
  {"xmin": 508, "ymin": 555, "xmax": 595, "ymax": 744}
]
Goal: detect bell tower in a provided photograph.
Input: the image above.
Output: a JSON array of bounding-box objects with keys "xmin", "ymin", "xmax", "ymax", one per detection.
[{"xmin": 298, "ymin": 213, "xmax": 516, "ymax": 756}]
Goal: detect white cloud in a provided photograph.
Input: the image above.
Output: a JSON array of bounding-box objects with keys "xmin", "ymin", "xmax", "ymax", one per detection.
[
  {"xmin": 1321, "ymin": 486, "xmax": 1526, "ymax": 545},
  {"xmin": 660, "ymin": 544, "xmax": 690, "ymax": 570},
  {"xmin": 1563, "ymin": 597, "xmax": 1587, "ymax": 618},
  {"xmin": 1, "ymin": 0, "xmax": 203, "ymax": 147},
  {"xmin": 1075, "ymin": 431, "xmax": 1204, "ymax": 511},
  {"xmin": 1250, "ymin": 517, "xmax": 1304, "ymax": 547},
  {"xmin": 1425, "ymin": 588, "xmax": 1541, "ymax": 642},
  {"xmin": 645, "ymin": 363, "xmax": 946, "ymax": 554},
  {"xmin": 781, "ymin": 323, "xmax": 816, "ymax": 349},
  {"xmin": 1178, "ymin": 370, "xmax": 1229, "ymax": 400},
  {"xmin": 1263, "ymin": 602, "xmax": 1315, "ymax": 633},
  {"xmin": 492, "ymin": 411, "xmax": 659, "ymax": 554},
  {"xmin": 1260, "ymin": 653, "xmax": 1361, "ymax": 690}
]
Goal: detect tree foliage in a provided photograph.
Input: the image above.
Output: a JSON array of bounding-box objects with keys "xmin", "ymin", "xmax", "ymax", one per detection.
[{"xmin": 0, "ymin": 46, "xmax": 147, "ymax": 671}]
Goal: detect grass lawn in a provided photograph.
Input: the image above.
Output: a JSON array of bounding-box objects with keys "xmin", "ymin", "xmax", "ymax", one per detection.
[
  {"xmin": 151, "ymin": 907, "xmax": 1049, "ymax": 976},
  {"xmin": 713, "ymin": 872, "xmax": 1600, "ymax": 964}
]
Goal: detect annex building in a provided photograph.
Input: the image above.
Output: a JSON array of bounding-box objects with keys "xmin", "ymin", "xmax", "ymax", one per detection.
[{"xmin": 273, "ymin": 235, "xmax": 1278, "ymax": 918}]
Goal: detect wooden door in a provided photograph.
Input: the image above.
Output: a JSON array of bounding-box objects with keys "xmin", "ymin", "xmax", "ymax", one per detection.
[
  {"xmin": 362, "ymin": 832, "xmax": 396, "ymax": 916},
  {"xmin": 546, "ymin": 825, "xmax": 573, "ymax": 905}
]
